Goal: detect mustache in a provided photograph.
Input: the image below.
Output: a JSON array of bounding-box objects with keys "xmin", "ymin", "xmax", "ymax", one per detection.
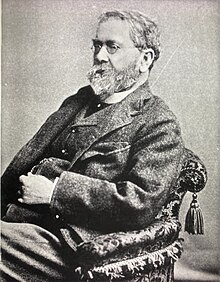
[{"xmin": 87, "ymin": 63, "xmax": 113, "ymax": 78}]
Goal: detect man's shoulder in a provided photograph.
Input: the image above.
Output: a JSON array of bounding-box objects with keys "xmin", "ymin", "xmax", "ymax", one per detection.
[
  {"xmin": 131, "ymin": 83, "xmax": 177, "ymax": 121},
  {"xmin": 141, "ymin": 93, "xmax": 179, "ymax": 122},
  {"xmin": 60, "ymin": 85, "xmax": 93, "ymax": 108}
]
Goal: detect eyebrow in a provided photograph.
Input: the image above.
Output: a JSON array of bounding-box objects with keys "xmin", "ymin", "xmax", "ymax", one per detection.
[
  {"xmin": 92, "ymin": 39, "xmax": 121, "ymax": 46},
  {"xmin": 92, "ymin": 39, "xmax": 102, "ymax": 45}
]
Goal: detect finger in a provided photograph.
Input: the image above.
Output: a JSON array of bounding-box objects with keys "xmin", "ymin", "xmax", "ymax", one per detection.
[
  {"xmin": 21, "ymin": 185, "xmax": 26, "ymax": 192},
  {"xmin": 19, "ymin": 175, "xmax": 26, "ymax": 183},
  {"xmin": 17, "ymin": 189, "xmax": 22, "ymax": 196},
  {"xmin": 18, "ymin": 198, "xmax": 24, "ymax": 203}
]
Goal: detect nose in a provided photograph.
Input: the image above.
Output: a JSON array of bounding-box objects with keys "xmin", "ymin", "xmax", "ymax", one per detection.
[{"xmin": 94, "ymin": 46, "xmax": 109, "ymax": 64}]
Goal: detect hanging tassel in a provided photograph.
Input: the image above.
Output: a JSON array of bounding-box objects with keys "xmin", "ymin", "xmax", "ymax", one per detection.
[{"xmin": 185, "ymin": 193, "xmax": 204, "ymax": 235}]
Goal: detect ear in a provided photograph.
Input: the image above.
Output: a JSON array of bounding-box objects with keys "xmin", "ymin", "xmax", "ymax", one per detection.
[{"xmin": 139, "ymin": 48, "xmax": 155, "ymax": 73}]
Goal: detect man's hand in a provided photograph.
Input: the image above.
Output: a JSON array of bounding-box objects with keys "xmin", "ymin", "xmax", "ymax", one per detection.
[{"xmin": 18, "ymin": 172, "xmax": 54, "ymax": 205}]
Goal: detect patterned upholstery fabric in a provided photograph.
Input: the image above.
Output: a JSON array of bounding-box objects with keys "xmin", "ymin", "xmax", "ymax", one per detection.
[
  {"xmin": 74, "ymin": 149, "xmax": 207, "ymax": 281},
  {"xmin": 123, "ymin": 263, "xmax": 174, "ymax": 282}
]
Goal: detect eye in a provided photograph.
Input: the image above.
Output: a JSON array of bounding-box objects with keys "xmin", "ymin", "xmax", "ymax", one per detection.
[
  {"xmin": 92, "ymin": 40, "xmax": 103, "ymax": 54},
  {"xmin": 93, "ymin": 44, "xmax": 102, "ymax": 54},
  {"xmin": 91, "ymin": 40, "xmax": 120, "ymax": 55},
  {"xmin": 106, "ymin": 43, "xmax": 120, "ymax": 54}
]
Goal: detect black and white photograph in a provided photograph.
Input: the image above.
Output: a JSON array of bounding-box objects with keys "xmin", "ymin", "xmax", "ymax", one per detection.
[{"xmin": 1, "ymin": 1, "xmax": 219, "ymax": 281}]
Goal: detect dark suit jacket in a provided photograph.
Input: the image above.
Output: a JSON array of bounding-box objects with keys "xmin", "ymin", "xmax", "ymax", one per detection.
[{"xmin": 1, "ymin": 83, "xmax": 184, "ymax": 247}]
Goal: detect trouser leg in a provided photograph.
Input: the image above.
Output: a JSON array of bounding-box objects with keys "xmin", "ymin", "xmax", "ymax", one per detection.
[{"xmin": 0, "ymin": 221, "xmax": 78, "ymax": 282}]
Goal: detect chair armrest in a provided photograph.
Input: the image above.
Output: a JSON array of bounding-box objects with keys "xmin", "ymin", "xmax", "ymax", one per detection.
[
  {"xmin": 180, "ymin": 149, "xmax": 207, "ymax": 193},
  {"xmin": 76, "ymin": 218, "xmax": 181, "ymax": 267},
  {"xmin": 157, "ymin": 149, "xmax": 207, "ymax": 221},
  {"xmin": 75, "ymin": 239, "xmax": 183, "ymax": 281}
]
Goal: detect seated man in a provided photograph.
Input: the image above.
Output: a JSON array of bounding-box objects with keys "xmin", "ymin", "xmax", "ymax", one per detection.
[{"xmin": 1, "ymin": 10, "xmax": 185, "ymax": 282}]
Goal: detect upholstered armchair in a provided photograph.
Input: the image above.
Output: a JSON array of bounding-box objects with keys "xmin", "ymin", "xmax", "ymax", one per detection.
[{"xmin": 74, "ymin": 149, "xmax": 207, "ymax": 282}]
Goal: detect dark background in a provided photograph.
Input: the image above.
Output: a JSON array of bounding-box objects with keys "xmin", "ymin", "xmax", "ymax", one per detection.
[{"xmin": 2, "ymin": 0, "xmax": 219, "ymax": 280}]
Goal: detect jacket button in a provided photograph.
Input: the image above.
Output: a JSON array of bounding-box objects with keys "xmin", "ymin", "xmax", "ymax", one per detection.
[
  {"xmin": 61, "ymin": 149, "xmax": 66, "ymax": 154},
  {"xmin": 55, "ymin": 214, "xmax": 60, "ymax": 219},
  {"xmin": 72, "ymin": 129, "xmax": 75, "ymax": 133}
]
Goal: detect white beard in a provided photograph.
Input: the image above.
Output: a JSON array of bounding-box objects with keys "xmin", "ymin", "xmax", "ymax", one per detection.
[{"xmin": 87, "ymin": 61, "xmax": 140, "ymax": 101}]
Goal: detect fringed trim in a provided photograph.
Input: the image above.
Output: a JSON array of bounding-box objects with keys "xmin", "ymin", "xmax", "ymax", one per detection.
[
  {"xmin": 185, "ymin": 193, "xmax": 204, "ymax": 234},
  {"xmin": 75, "ymin": 239, "xmax": 183, "ymax": 280}
]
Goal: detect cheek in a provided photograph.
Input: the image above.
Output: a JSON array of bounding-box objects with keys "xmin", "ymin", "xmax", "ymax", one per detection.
[{"xmin": 110, "ymin": 50, "xmax": 139, "ymax": 71}]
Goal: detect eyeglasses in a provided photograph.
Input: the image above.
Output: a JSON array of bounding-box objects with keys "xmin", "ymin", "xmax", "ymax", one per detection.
[{"xmin": 91, "ymin": 39, "xmax": 121, "ymax": 55}]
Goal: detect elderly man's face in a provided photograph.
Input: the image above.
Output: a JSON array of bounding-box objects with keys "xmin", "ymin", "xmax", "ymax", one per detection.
[{"xmin": 87, "ymin": 19, "xmax": 142, "ymax": 101}]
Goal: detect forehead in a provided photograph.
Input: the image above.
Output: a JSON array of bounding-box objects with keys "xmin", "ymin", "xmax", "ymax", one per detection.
[{"xmin": 96, "ymin": 19, "xmax": 134, "ymax": 47}]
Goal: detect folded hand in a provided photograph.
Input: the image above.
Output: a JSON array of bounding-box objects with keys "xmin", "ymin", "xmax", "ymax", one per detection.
[{"xmin": 18, "ymin": 172, "xmax": 54, "ymax": 205}]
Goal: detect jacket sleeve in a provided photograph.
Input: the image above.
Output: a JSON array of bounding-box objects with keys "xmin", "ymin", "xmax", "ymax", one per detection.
[{"xmin": 50, "ymin": 108, "xmax": 184, "ymax": 232}]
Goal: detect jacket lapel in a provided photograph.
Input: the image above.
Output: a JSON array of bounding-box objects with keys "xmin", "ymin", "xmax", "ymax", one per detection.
[{"xmin": 68, "ymin": 82, "xmax": 152, "ymax": 169}]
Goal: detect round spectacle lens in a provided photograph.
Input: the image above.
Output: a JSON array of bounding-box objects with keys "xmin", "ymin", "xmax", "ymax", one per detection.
[{"xmin": 106, "ymin": 45, "xmax": 119, "ymax": 54}]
